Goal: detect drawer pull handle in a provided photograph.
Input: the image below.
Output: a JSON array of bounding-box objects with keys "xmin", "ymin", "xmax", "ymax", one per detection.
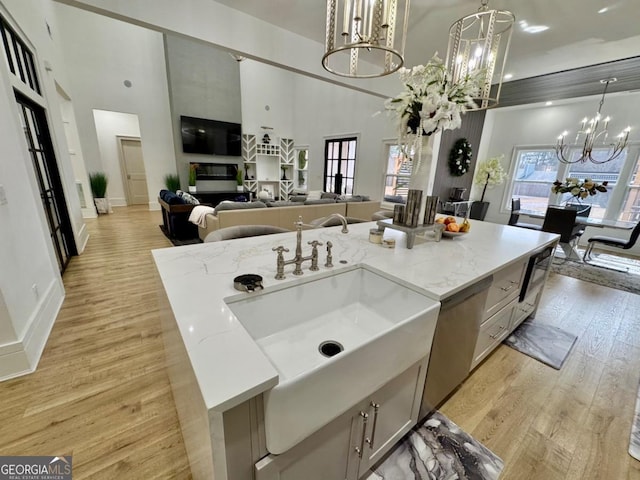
[
  {"xmin": 355, "ymin": 411, "xmax": 368, "ymax": 458},
  {"xmin": 366, "ymin": 402, "xmax": 380, "ymax": 449},
  {"xmin": 500, "ymin": 284, "xmax": 516, "ymax": 292},
  {"xmin": 490, "ymin": 325, "xmax": 505, "ymax": 339}
]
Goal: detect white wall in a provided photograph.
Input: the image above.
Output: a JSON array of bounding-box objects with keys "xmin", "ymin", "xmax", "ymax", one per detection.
[
  {"xmin": 57, "ymin": 83, "xmax": 95, "ymax": 218},
  {"xmin": 55, "ymin": 2, "xmax": 175, "ymax": 210},
  {"xmin": 240, "ymin": 60, "xmax": 394, "ymax": 198},
  {"xmin": 92, "ymin": 109, "xmax": 141, "ymax": 206},
  {"xmin": 55, "ymin": 0, "xmax": 397, "ymax": 98},
  {"xmin": 0, "ymin": 0, "xmax": 75, "ymax": 379},
  {"xmin": 474, "ymin": 90, "xmax": 639, "ymax": 254}
]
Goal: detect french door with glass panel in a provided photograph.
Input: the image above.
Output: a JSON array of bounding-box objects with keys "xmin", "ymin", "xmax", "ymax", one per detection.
[
  {"xmin": 324, "ymin": 137, "xmax": 357, "ymax": 194},
  {"xmin": 16, "ymin": 92, "xmax": 77, "ymax": 273}
]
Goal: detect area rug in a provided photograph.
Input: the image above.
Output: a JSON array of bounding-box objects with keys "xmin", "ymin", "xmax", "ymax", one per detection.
[
  {"xmin": 503, "ymin": 319, "xmax": 577, "ymax": 370},
  {"xmin": 550, "ymin": 255, "xmax": 640, "ymax": 295},
  {"xmin": 159, "ymin": 225, "xmax": 202, "ymax": 246},
  {"xmin": 630, "ymin": 381, "xmax": 640, "ymax": 461},
  {"xmin": 365, "ymin": 411, "xmax": 504, "ymax": 480}
]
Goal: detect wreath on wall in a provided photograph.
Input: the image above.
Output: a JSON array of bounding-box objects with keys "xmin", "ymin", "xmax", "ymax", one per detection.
[{"xmin": 448, "ymin": 138, "xmax": 473, "ymax": 176}]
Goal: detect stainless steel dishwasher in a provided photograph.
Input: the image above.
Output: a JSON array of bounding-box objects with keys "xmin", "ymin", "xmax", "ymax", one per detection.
[{"xmin": 419, "ymin": 275, "xmax": 492, "ymax": 420}]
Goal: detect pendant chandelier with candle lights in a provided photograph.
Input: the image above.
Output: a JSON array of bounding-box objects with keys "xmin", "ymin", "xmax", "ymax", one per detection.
[
  {"xmin": 445, "ymin": 0, "xmax": 515, "ymax": 110},
  {"xmin": 555, "ymin": 78, "xmax": 631, "ymax": 164},
  {"xmin": 322, "ymin": 0, "xmax": 410, "ymax": 78}
]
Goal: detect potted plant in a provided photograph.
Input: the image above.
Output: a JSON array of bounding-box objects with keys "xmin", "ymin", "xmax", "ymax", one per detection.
[
  {"xmin": 470, "ymin": 155, "xmax": 506, "ymax": 220},
  {"xmin": 188, "ymin": 163, "xmax": 198, "ymax": 193},
  {"xmin": 236, "ymin": 168, "xmax": 244, "ymax": 192},
  {"xmin": 297, "ymin": 150, "xmax": 307, "ymax": 170},
  {"xmin": 89, "ymin": 172, "xmax": 109, "ymax": 214},
  {"xmin": 164, "ymin": 173, "xmax": 180, "ymax": 193}
]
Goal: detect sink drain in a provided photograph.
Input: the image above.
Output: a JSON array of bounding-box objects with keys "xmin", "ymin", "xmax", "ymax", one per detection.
[{"xmin": 319, "ymin": 340, "xmax": 344, "ymax": 357}]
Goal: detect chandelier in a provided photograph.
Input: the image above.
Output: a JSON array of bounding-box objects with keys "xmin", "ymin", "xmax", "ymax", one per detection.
[
  {"xmin": 555, "ymin": 78, "xmax": 631, "ymax": 164},
  {"xmin": 322, "ymin": 0, "xmax": 410, "ymax": 78},
  {"xmin": 445, "ymin": 0, "xmax": 515, "ymax": 110}
]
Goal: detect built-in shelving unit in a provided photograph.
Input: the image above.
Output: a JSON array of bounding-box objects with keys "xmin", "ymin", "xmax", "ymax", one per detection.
[{"xmin": 242, "ymin": 134, "xmax": 295, "ymax": 200}]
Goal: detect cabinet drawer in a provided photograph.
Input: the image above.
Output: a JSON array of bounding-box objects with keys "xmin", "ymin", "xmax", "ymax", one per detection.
[
  {"xmin": 511, "ymin": 284, "xmax": 542, "ymax": 330},
  {"xmin": 484, "ymin": 260, "xmax": 526, "ymax": 320},
  {"xmin": 472, "ymin": 302, "xmax": 515, "ymax": 370}
]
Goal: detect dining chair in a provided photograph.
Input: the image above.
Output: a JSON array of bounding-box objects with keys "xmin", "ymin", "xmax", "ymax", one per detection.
[
  {"xmin": 583, "ymin": 221, "xmax": 640, "ymax": 261},
  {"xmin": 509, "ymin": 198, "xmax": 542, "ymax": 231},
  {"xmin": 564, "ymin": 203, "xmax": 592, "ymax": 243},
  {"xmin": 541, "ymin": 207, "xmax": 580, "ymax": 244},
  {"xmin": 565, "ymin": 202, "xmax": 592, "ymax": 217}
]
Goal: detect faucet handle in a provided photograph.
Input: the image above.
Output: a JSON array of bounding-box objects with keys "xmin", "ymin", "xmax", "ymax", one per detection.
[
  {"xmin": 325, "ymin": 241, "xmax": 334, "ymax": 268},
  {"xmin": 272, "ymin": 246, "xmax": 290, "ymax": 253},
  {"xmin": 307, "ymin": 240, "xmax": 324, "ymax": 248}
]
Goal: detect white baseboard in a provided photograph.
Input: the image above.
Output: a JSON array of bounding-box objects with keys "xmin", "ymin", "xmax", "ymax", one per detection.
[
  {"xmin": 76, "ymin": 222, "xmax": 90, "ymax": 254},
  {"xmin": 110, "ymin": 197, "xmax": 127, "ymax": 207},
  {"xmin": 82, "ymin": 206, "xmax": 98, "ymax": 219},
  {"xmin": 0, "ymin": 279, "xmax": 65, "ymax": 382},
  {"xmin": 149, "ymin": 200, "xmax": 160, "ymax": 211}
]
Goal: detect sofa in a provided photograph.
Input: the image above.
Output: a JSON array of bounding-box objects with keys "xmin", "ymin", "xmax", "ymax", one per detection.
[{"xmin": 197, "ymin": 200, "xmax": 381, "ymax": 241}]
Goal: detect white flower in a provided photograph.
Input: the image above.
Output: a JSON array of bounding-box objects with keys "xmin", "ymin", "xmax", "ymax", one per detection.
[{"xmin": 385, "ymin": 53, "xmax": 485, "ymax": 145}]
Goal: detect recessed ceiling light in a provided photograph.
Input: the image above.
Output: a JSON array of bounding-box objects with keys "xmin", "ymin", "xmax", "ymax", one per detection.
[
  {"xmin": 523, "ymin": 25, "xmax": 549, "ymax": 34},
  {"xmin": 545, "ymin": 101, "xmax": 553, "ymax": 106},
  {"xmin": 598, "ymin": 7, "xmax": 609, "ymax": 13},
  {"xmin": 504, "ymin": 73, "xmax": 513, "ymax": 80}
]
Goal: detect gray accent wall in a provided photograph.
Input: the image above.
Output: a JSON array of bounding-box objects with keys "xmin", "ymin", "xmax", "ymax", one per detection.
[
  {"xmin": 164, "ymin": 34, "xmax": 242, "ymax": 189},
  {"xmin": 432, "ymin": 110, "xmax": 486, "ymax": 204}
]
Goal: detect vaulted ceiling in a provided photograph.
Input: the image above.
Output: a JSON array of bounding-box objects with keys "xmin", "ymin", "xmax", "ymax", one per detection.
[{"xmin": 213, "ymin": 0, "xmax": 640, "ymax": 82}]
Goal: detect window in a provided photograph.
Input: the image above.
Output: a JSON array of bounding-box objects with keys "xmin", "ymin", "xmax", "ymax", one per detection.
[
  {"xmin": 0, "ymin": 15, "xmax": 41, "ymax": 94},
  {"xmin": 619, "ymin": 145, "xmax": 640, "ymax": 222},
  {"xmin": 506, "ymin": 144, "xmax": 640, "ymax": 221},
  {"xmin": 324, "ymin": 137, "xmax": 357, "ymax": 194},
  {"xmin": 509, "ymin": 148, "xmax": 559, "ymax": 212},
  {"xmin": 383, "ymin": 144, "xmax": 412, "ymax": 203}
]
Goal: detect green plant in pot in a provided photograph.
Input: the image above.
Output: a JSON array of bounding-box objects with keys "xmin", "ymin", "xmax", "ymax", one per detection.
[
  {"xmin": 188, "ymin": 163, "xmax": 198, "ymax": 193},
  {"xmin": 297, "ymin": 150, "xmax": 307, "ymax": 170},
  {"xmin": 164, "ymin": 173, "xmax": 180, "ymax": 193},
  {"xmin": 89, "ymin": 172, "xmax": 109, "ymax": 214},
  {"xmin": 470, "ymin": 155, "xmax": 506, "ymax": 221},
  {"xmin": 236, "ymin": 168, "xmax": 244, "ymax": 192}
]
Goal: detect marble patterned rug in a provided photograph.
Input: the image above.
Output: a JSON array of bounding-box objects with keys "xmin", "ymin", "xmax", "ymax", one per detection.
[
  {"xmin": 503, "ymin": 319, "xmax": 578, "ymax": 370},
  {"xmin": 630, "ymin": 381, "xmax": 640, "ymax": 461},
  {"xmin": 366, "ymin": 411, "xmax": 504, "ymax": 480},
  {"xmin": 550, "ymin": 249, "xmax": 640, "ymax": 295}
]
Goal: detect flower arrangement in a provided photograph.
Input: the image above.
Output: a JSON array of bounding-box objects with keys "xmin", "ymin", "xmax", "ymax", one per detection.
[
  {"xmin": 384, "ymin": 53, "xmax": 484, "ymax": 140},
  {"xmin": 448, "ymin": 138, "xmax": 473, "ymax": 176},
  {"xmin": 551, "ymin": 178, "xmax": 608, "ymax": 199},
  {"xmin": 474, "ymin": 156, "xmax": 506, "ymax": 203}
]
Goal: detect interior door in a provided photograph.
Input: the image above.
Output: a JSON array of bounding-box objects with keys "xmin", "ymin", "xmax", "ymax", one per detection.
[
  {"xmin": 119, "ymin": 137, "xmax": 148, "ymax": 205},
  {"xmin": 15, "ymin": 92, "xmax": 77, "ymax": 273}
]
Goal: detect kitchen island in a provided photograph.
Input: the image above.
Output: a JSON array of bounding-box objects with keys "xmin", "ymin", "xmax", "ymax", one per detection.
[{"xmin": 152, "ymin": 219, "xmax": 559, "ymax": 479}]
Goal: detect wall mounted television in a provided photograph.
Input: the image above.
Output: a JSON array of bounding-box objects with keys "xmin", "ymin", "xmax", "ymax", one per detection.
[{"xmin": 180, "ymin": 115, "xmax": 242, "ymax": 156}]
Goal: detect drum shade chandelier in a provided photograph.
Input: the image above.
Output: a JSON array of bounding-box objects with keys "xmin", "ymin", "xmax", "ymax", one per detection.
[
  {"xmin": 555, "ymin": 78, "xmax": 631, "ymax": 164},
  {"xmin": 445, "ymin": 0, "xmax": 515, "ymax": 110},
  {"xmin": 322, "ymin": 0, "xmax": 410, "ymax": 78}
]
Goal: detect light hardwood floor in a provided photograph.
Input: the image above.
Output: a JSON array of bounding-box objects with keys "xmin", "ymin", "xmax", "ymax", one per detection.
[
  {"xmin": 442, "ymin": 272, "xmax": 640, "ymax": 480},
  {"xmin": 0, "ymin": 206, "xmax": 191, "ymax": 479},
  {"xmin": 1, "ymin": 205, "xmax": 639, "ymax": 479}
]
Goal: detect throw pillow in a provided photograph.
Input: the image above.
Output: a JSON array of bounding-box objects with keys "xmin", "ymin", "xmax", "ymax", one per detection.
[
  {"xmin": 214, "ymin": 201, "xmax": 267, "ymax": 215},
  {"xmin": 307, "ymin": 190, "xmax": 323, "ymax": 201},
  {"xmin": 304, "ymin": 198, "xmax": 336, "ymax": 205}
]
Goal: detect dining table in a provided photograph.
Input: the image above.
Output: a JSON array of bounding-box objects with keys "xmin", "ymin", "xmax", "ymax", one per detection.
[{"xmin": 521, "ymin": 207, "xmax": 635, "ymax": 261}]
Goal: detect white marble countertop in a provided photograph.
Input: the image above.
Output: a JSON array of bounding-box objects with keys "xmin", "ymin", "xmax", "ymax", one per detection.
[{"xmin": 152, "ymin": 219, "xmax": 558, "ymax": 413}]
